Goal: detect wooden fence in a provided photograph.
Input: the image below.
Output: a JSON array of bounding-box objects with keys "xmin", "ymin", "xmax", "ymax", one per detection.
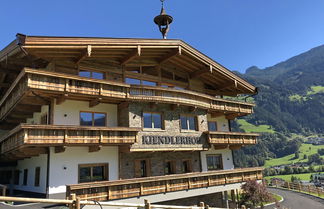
[
  {"xmin": 67, "ymin": 168, "xmax": 263, "ymax": 201},
  {"xmin": 272, "ymin": 179, "xmax": 324, "ymax": 197},
  {"xmin": 0, "ymin": 184, "xmax": 6, "ymax": 196},
  {"xmin": 0, "ymin": 195, "xmax": 234, "ymax": 209}
]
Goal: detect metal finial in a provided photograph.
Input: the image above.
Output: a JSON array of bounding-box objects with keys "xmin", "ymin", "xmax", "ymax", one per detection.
[{"xmin": 154, "ymin": 0, "xmax": 173, "ymax": 39}]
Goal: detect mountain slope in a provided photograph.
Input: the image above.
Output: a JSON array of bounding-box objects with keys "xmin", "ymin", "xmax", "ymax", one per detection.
[{"xmin": 237, "ymin": 45, "xmax": 324, "ymax": 134}]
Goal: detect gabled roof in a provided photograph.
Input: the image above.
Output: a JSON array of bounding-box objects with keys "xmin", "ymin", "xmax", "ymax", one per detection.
[{"xmin": 0, "ymin": 34, "xmax": 257, "ymax": 96}]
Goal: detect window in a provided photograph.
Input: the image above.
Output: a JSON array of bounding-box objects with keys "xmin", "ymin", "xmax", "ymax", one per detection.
[
  {"xmin": 181, "ymin": 160, "xmax": 192, "ymax": 173},
  {"xmin": 80, "ymin": 112, "xmax": 106, "ymax": 126},
  {"xmin": 126, "ymin": 78, "xmax": 141, "ymax": 85},
  {"xmin": 134, "ymin": 159, "xmax": 151, "ymax": 178},
  {"xmin": 34, "ymin": 167, "xmax": 40, "ymax": 187},
  {"xmin": 40, "ymin": 114, "xmax": 48, "ymax": 125},
  {"xmin": 14, "ymin": 170, "xmax": 20, "ymax": 185},
  {"xmin": 206, "ymin": 155, "xmax": 223, "ymax": 170},
  {"xmin": 23, "ymin": 169, "xmax": 28, "ymax": 186},
  {"xmin": 208, "ymin": 121, "xmax": 217, "ymax": 131},
  {"xmin": 180, "ymin": 115, "xmax": 197, "ymax": 131},
  {"xmin": 143, "ymin": 112, "xmax": 162, "ymax": 129},
  {"xmin": 78, "ymin": 163, "xmax": 108, "ymax": 183},
  {"xmin": 79, "ymin": 71, "xmax": 104, "ymax": 79},
  {"xmin": 164, "ymin": 160, "xmax": 176, "ymax": 175}
]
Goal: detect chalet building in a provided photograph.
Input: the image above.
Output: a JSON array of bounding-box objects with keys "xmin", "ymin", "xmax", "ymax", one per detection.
[{"xmin": 0, "ymin": 34, "xmax": 262, "ymax": 206}]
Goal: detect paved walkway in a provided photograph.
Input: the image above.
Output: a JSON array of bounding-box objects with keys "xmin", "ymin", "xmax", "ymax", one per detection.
[
  {"xmin": 0, "ymin": 202, "xmax": 66, "ymax": 209},
  {"xmin": 266, "ymin": 187, "xmax": 324, "ymax": 209}
]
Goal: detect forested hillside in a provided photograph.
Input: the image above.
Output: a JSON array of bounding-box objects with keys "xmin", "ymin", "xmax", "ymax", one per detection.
[{"xmin": 233, "ymin": 44, "xmax": 324, "ymax": 168}]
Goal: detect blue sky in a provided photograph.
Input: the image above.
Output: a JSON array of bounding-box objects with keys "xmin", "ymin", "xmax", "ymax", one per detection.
[{"xmin": 1, "ymin": 0, "xmax": 324, "ymax": 73}]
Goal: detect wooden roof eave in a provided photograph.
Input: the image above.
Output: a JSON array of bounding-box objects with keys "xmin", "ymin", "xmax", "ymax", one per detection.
[
  {"xmin": 0, "ymin": 40, "xmax": 22, "ymax": 63},
  {"xmin": 14, "ymin": 34, "xmax": 256, "ymax": 94}
]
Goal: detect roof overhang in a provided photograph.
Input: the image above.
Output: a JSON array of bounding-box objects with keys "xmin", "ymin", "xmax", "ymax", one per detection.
[{"xmin": 0, "ymin": 34, "xmax": 257, "ymax": 96}]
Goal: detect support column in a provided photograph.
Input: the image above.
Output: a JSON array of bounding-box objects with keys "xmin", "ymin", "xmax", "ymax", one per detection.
[{"xmin": 224, "ymin": 191, "xmax": 229, "ymax": 209}]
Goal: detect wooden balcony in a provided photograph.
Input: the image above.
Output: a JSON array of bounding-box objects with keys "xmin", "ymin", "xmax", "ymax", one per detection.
[
  {"xmin": 66, "ymin": 167, "xmax": 263, "ymax": 201},
  {"xmin": 0, "ymin": 68, "xmax": 255, "ymax": 125},
  {"xmin": 206, "ymin": 131, "xmax": 259, "ymax": 149},
  {"xmin": 0, "ymin": 124, "xmax": 140, "ymax": 158}
]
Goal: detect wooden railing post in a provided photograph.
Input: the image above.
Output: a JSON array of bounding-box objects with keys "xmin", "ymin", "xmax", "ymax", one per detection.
[
  {"xmin": 198, "ymin": 202, "xmax": 205, "ymax": 208},
  {"xmin": 144, "ymin": 199, "xmax": 151, "ymax": 209},
  {"xmin": 75, "ymin": 197, "xmax": 81, "ymax": 209},
  {"xmin": 69, "ymin": 193, "xmax": 76, "ymax": 209}
]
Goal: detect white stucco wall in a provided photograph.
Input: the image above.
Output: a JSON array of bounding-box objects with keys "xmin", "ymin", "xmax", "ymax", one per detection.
[
  {"xmin": 207, "ymin": 114, "xmax": 229, "ymax": 132},
  {"xmin": 14, "ymin": 154, "xmax": 48, "ymax": 194},
  {"xmin": 53, "ymin": 100, "xmax": 118, "ymax": 126},
  {"xmin": 48, "ymin": 146, "xmax": 119, "ymax": 195},
  {"xmin": 26, "ymin": 105, "xmax": 49, "ymax": 124},
  {"xmin": 200, "ymin": 147, "xmax": 234, "ymax": 171}
]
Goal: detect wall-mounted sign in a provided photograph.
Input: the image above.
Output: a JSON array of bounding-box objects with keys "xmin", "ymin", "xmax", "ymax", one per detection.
[{"xmin": 142, "ymin": 135, "xmax": 201, "ymax": 145}]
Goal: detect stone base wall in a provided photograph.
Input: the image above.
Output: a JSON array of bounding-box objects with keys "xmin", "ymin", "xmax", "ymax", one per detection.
[
  {"xmin": 157, "ymin": 192, "xmax": 224, "ymax": 207},
  {"xmin": 119, "ymin": 151, "xmax": 201, "ymax": 179}
]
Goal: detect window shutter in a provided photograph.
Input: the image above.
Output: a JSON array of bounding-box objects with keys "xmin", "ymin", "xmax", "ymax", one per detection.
[
  {"xmin": 146, "ymin": 159, "xmax": 151, "ymax": 177},
  {"xmin": 171, "ymin": 160, "xmax": 177, "ymax": 174},
  {"xmin": 134, "ymin": 160, "xmax": 141, "ymax": 178},
  {"xmin": 188, "ymin": 160, "xmax": 193, "ymax": 172}
]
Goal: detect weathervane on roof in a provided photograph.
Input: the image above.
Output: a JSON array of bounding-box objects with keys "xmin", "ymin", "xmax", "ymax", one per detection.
[{"xmin": 154, "ymin": 0, "xmax": 173, "ymax": 39}]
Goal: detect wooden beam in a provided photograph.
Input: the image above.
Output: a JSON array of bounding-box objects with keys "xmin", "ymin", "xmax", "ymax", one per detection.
[
  {"xmin": 149, "ymin": 102, "xmax": 158, "ymax": 109},
  {"xmin": 21, "ymin": 97, "xmax": 49, "ymax": 106},
  {"xmin": 225, "ymin": 113, "xmax": 239, "ymax": 120},
  {"xmin": 210, "ymin": 112, "xmax": 224, "ymax": 118},
  {"xmin": 118, "ymin": 102, "xmax": 129, "ymax": 109},
  {"xmin": 75, "ymin": 45, "xmax": 92, "ymax": 65},
  {"xmin": 188, "ymin": 106, "xmax": 197, "ymax": 112},
  {"xmin": 120, "ymin": 46, "xmax": 141, "ymax": 65},
  {"xmin": 189, "ymin": 68, "xmax": 208, "ymax": 79},
  {"xmin": 89, "ymin": 98, "xmax": 102, "ymax": 108},
  {"xmin": 19, "ymin": 147, "xmax": 47, "ymax": 155},
  {"xmin": 158, "ymin": 46, "xmax": 181, "ymax": 64},
  {"xmin": 89, "ymin": 145, "xmax": 102, "ymax": 153},
  {"xmin": 55, "ymin": 146, "xmax": 66, "ymax": 153},
  {"xmin": 214, "ymin": 145, "xmax": 228, "ymax": 150},
  {"xmin": 10, "ymin": 112, "xmax": 33, "ymax": 119},
  {"xmin": 170, "ymin": 104, "xmax": 179, "ymax": 110},
  {"xmin": 229, "ymin": 145, "xmax": 242, "ymax": 150},
  {"xmin": 56, "ymin": 94, "xmax": 68, "ymax": 105},
  {"xmin": 15, "ymin": 104, "xmax": 41, "ymax": 113}
]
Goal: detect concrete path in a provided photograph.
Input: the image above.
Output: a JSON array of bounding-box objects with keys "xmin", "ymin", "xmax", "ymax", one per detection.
[{"xmin": 266, "ymin": 187, "xmax": 324, "ymax": 209}]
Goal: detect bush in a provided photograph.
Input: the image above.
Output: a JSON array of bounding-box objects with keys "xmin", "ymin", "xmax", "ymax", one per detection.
[{"xmin": 240, "ymin": 180, "xmax": 273, "ymax": 209}]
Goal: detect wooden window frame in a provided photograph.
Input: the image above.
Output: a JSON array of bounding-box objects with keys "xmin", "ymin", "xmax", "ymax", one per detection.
[
  {"xmin": 34, "ymin": 167, "xmax": 40, "ymax": 187},
  {"xmin": 78, "ymin": 69, "xmax": 106, "ymax": 80},
  {"xmin": 180, "ymin": 114, "xmax": 198, "ymax": 132},
  {"xmin": 206, "ymin": 154, "xmax": 223, "ymax": 171},
  {"xmin": 142, "ymin": 112, "xmax": 164, "ymax": 130},
  {"xmin": 181, "ymin": 159, "xmax": 192, "ymax": 173},
  {"xmin": 164, "ymin": 160, "xmax": 177, "ymax": 175},
  {"xmin": 134, "ymin": 159, "xmax": 151, "ymax": 178},
  {"xmin": 79, "ymin": 111, "xmax": 107, "ymax": 126},
  {"xmin": 78, "ymin": 163, "xmax": 109, "ymax": 183}
]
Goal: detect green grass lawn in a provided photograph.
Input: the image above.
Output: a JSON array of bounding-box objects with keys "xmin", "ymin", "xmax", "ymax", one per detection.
[
  {"xmin": 307, "ymin": 85, "xmax": 324, "ymax": 95},
  {"xmin": 237, "ymin": 119, "xmax": 275, "ymax": 133},
  {"xmin": 264, "ymin": 172, "xmax": 317, "ymax": 182},
  {"xmin": 265, "ymin": 143, "xmax": 324, "ymax": 167},
  {"xmin": 289, "ymin": 94, "xmax": 307, "ymax": 102}
]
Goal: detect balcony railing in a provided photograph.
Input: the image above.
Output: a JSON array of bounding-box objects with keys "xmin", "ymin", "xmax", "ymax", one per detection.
[
  {"xmin": 66, "ymin": 167, "xmax": 263, "ymax": 201},
  {"xmin": 206, "ymin": 131, "xmax": 259, "ymax": 145},
  {"xmin": 0, "ymin": 68, "xmax": 255, "ymax": 121},
  {"xmin": 0, "ymin": 124, "xmax": 140, "ymax": 154}
]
